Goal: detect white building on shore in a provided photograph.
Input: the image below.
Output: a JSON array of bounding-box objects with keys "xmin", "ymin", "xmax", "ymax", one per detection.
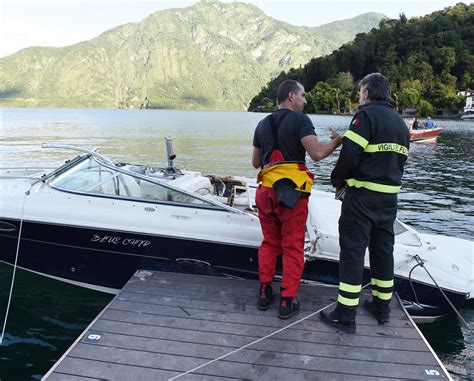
[{"xmin": 458, "ymin": 89, "xmax": 474, "ymax": 119}]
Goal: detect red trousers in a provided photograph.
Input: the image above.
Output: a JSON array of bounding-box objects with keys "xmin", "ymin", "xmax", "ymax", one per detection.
[{"xmin": 256, "ymin": 186, "xmax": 309, "ymax": 297}]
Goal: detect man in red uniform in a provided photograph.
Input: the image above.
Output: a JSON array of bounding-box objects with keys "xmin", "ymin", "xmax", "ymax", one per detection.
[{"xmin": 252, "ymin": 80, "xmax": 342, "ymax": 319}]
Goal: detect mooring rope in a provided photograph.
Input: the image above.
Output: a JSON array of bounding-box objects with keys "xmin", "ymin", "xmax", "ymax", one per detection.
[
  {"xmin": 412, "ymin": 255, "xmax": 473, "ymax": 335},
  {"xmin": 0, "ymin": 189, "xmax": 30, "ymax": 345},
  {"xmin": 168, "ymin": 282, "xmax": 371, "ymax": 380}
]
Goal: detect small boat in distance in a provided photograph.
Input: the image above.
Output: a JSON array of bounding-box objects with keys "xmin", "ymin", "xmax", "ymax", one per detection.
[
  {"xmin": 410, "ymin": 127, "xmax": 444, "ymax": 143},
  {"xmin": 460, "ymin": 109, "xmax": 474, "ymax": 119}
]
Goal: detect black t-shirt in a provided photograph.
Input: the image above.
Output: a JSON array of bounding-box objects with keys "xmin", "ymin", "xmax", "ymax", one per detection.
[{"xmin": 253, "ymin": 108, "xmax": 317, "ymax": 167}]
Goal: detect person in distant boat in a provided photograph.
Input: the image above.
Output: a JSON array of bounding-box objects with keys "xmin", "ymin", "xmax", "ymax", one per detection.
[
  {"xmin": 252, "ymin": 80, "xmax": 342, "ymax": 320},
  {"xmin": 412, "ymin": 116, "xmax": 419, "ymax": 130},
  {"xmin": 425, "ymin": 117, "xmax": 434, "ymax": 129},
  {"xmin": 321, "ymin": 73, "xmax": 410, "ymax": 333}
]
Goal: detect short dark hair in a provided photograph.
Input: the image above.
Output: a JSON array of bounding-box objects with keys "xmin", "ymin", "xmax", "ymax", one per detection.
[
  {"xmin": 359, "ymin": 73, "xmax": 391, "ymax": 101},
  {"xmin": 276, "ymin": 80, "xmax": 302, "ymax": 104}
]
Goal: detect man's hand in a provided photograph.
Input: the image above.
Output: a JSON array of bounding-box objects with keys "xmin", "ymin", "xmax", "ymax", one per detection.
[
  {"xmin": 329, "ymin": 128, "xmax": 343, "ymax": 146},
  {"xmin": 301, "ymin": 130, "xmax": 342, "ymax": 162}
]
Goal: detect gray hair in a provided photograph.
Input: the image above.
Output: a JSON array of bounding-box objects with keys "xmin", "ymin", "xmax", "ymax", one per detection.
[{"xmin": 359, "ymin": 73, "xmax": 391, "ymax": 101}]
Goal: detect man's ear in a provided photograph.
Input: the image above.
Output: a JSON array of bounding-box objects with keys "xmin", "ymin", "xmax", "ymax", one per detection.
[{"xmin": 363, "ymin": 89, "xmax": 369, "ymax": 100}]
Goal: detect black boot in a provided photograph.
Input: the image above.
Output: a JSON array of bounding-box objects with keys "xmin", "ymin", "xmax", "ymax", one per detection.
[
  {"xmin": 363, "ymin": 300, "xmax": 390, "ymax": 324},
  {"xmin": 320, "ymin": 307, "xmax": 356, "ymax": 334},
  {"xmin": 278, "ymin": 296, "xmax": 300, "ymax": 319},
  {"xmin": 257, "ymin": 283, "xmax": 275, "ymax": 310}
]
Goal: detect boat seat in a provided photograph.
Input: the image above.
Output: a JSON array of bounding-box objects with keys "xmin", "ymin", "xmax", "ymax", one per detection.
[
  {"xmin": 118, "ymin": 175, "xmax": 141, "ymax": 198},
  {"xmin": 139, "ymin": 175, "xmax": 214, "ymax": 203},
  {"xmin": 140, "ymin": 181, "xmax": 169, "ymax": 201},
  {"xmin": 88, "ymin": 173, "xmax": 141, "ymax": 198}
]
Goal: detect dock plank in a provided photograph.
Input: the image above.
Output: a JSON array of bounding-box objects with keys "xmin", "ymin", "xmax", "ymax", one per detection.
[
  {"xmin": 101, "ymin": 307, "xmax": 419, "ymax": 339},
  {"xmin": 46, "ymin": 374, "xmax": 100, "ymax": 381},
  {"xmin": 88, "ymin": 318, "xmax": 431, "ymax": 352},
  {"xmin": 43, "ymin": 271, "xmax": 451, "ymax": 381},
  {"xmin": 65, "ymin": 343, "xmax": 437, "ymax": 379},
  {"xmin": 109, "ymin": 298, "xmax": 410, "ymax": 327}
]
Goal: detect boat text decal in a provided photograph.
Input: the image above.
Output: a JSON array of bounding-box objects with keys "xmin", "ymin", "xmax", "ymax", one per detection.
[{"xmin": 90, "ymin": 234, "xmax": 151, "ymax": 248}]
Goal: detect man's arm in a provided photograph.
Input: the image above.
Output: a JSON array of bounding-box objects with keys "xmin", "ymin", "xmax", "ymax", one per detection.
[
  {"xmin": 252, "ymin": 146, "xmax": 262, "ymax": 169},
  {"xmin": 301, "ymin": 130, "xmax": 342, "ymax": 162},
  {"xmin": 331, "ymin": 141, "xmax": 362, "ymax": 188},
  {"xmin": 331, "ymin": 113, "xmax": 370, "ymax": 188}
]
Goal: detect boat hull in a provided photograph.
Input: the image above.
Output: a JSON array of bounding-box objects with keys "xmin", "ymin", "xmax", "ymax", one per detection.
[
  {"xmin": 460, "ymin": 112, "xmax": 474, "ymax": 119},
  {"xmin": 1, "ymin": 218, "xmax": 467, "ymax": 319},
  {"xmin": 410, "ymin": 127, "xmax": 443, "ymax": 143}
]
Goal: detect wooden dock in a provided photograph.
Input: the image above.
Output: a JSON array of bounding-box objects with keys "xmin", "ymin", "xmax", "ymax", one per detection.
[{"xmin": 43, "ymin": 270, "xmax": 451, "ymax": 380}]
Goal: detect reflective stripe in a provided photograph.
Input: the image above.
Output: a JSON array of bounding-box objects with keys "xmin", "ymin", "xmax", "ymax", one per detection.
[
  {"xmin": 344, "ymin": 130, "xmax": 368, "ymax": 148},
  {"xmin": 375, "ymin": 279, "xmax": 394, "ymax": 288},
  {"xmin": 371, "ymin": 278, "xmax": 376, "ymax": 286},
  {"xmin": 364, "ymin": 143, "xmax": 408, "ymax": 156},
  {"xmin": 339, "ymin": 282, "xmax": 362, "ymax": 293},
  {"xmin": 346, "ymin": 178, "xmax": 401, "ymax": 193},
  {"xmin": 338, "ymin": 294, "xmax": 359, "ymax": 306},
  {"xmin": 372, "ymin": 289, "xmax": 378, "ymax": 297},
  {"xmin": 376, "ymin": 292, "xmax": 393, "ymax": 301}
]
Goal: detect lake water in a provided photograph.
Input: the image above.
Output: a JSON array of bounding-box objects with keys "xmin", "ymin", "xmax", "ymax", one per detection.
[{"xmin": 0, "ymin": 108, "xmax": 473, "ymax": 379}]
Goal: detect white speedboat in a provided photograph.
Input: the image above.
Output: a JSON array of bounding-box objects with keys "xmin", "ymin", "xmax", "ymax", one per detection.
[
  {"xmin": 460, "ymin": 110, "xmax": 474, "ymax": 119},
  {"xmin": 0, "ymin": 142, "xmax": 472, "ymax": 320}
]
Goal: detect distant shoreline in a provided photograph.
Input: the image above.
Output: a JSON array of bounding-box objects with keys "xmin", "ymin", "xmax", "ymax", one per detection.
[{"xmin": 1, "ymin": 106, "xmax": 470, "ymax": 121}]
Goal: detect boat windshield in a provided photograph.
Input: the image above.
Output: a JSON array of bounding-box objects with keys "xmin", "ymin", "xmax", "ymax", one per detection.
[{"xmin": 49, "ymin": 156, "xmax": 217, "ymax": 207}]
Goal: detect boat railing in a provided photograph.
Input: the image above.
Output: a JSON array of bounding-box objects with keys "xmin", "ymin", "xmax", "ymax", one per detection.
[{"xmin": 0, "ymin": 167, "xmax": 56, "ymax": 180}]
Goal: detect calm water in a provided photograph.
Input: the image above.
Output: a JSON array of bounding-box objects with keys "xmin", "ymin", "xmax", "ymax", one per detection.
[{"xmin": 0, "ymin": 108, "xmax": 473, "ymax": 379}]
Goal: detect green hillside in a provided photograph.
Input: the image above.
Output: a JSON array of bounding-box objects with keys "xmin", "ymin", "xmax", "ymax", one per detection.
[
  {"xmin": 0, "ymin": 0, "xmax": 384, "ymax": 110},
  {"xmin": 249, "ymin": 3, "xmax": 473, "ymax": 115},
  {"xmin": 305, "ymin": 12, "xmax": 387, "ymax": 49}
]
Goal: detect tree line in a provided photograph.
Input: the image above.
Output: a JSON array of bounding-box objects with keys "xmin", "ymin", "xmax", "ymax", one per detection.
[{"xmin": 248, "ymin": 3, "xmax": 473, "ymax": 117}]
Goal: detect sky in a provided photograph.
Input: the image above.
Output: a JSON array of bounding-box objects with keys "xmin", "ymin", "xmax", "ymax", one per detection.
[{"xmin": 0, "ymin": 0, "xmax": 466, "ymax": 57}]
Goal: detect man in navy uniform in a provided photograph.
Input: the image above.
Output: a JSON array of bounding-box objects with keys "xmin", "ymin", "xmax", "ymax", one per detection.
[{"xmin": 321, "ymin": 73, "xmax": 410, "ymax": 333}]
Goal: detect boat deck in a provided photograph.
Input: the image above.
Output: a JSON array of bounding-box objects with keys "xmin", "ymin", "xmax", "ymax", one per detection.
[{"xmin": 42, "ymin": 270, "xmax": 451, "ymax": 380}]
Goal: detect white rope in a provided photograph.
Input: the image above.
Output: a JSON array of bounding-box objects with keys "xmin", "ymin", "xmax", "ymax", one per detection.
[
  {"xmin": 168, "ymin": 302, "xmax": 336, "ymax": 381},
  {"xmin": 413, "ymin": 255, "xmax": 473, "ymax": 335},
  {"xmin": 168, "ymin": 282, "xmax": 371, "ymax": 380},
  {"xmin": 0, "ymin": 190, "xmax": 30, "ymax": 345},
  {"xmin": 167, "ymin": 300, "xmax": 336, "ymax": 380}
]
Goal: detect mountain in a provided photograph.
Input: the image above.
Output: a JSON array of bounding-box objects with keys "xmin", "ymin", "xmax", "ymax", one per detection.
[
  {"xmin": 305, "ymin": 12, "xmax": 387, "ymax": 49},
  {"xmin": 0, "ymin": 0, "xmax": 385, "ymax": 110},
  {"xmin": 249, "ymin": 3, "xmax": 473, "ymax": 113}
]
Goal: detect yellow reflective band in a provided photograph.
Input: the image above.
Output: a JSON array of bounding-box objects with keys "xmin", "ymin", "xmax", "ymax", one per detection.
[
  {"xmin": 375, "ymin": 279, "xmax": 394, "ymax": 288},
  {"xmin": 372, "ymin": 289, "xmax": 379, "ymax": 297},
  {"xmin": 364, "ymin": 143, "xmax": 408, "ymax": 156},
  {"xmin": 371, "ymin": 278, "xmax": 376, "ymax": 286},
  {"xmin": 344, "ymin": 130, "xmax": 368, "ymax": 149},
  {"xmin": 338, "ymin": 294, "xmax": 359, "ymax": 306},
  {"xmin": 376, "ymin": 292, "xmax": 393, "ymax": 301},
  {"xmin": 346, "ymin": 178, "xmax": 401, "ymax": 193},
  {"xmin": 339, "ymin": 282, "xmax": 362, "ymax": 293}
]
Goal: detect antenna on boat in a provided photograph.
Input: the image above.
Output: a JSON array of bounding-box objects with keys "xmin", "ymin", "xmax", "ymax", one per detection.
[{"xmin": 164, "ymin": 137, "xmax": 177, "ymax": 175}]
